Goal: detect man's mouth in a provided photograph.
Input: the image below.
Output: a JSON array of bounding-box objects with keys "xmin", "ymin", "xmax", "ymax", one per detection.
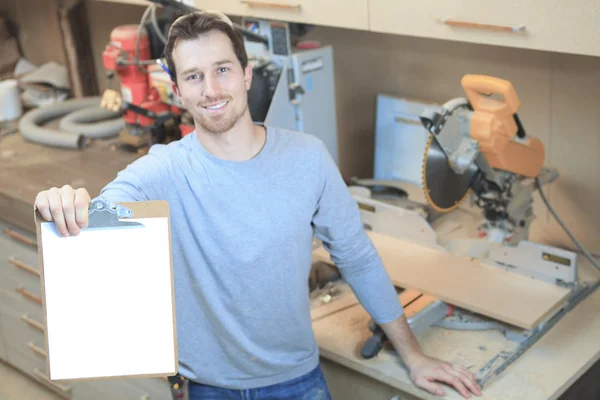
[{"xmin": 202, "ymin": 101, "xmax": 228, "ymax": 110}]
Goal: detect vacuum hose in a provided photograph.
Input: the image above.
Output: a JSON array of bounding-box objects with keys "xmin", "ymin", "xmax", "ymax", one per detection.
[
  {"xmin": 18, "ymin": 97, "xmax": 123, "ymax": 149},
  {"xmin": 59, "ymin": 106, "xmax": 124, "ymax": 139}
]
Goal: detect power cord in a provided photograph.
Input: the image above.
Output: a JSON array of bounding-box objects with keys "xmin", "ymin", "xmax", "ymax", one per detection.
[{"xmin": 535, "ymin": 177, "xmax": 600, "ymax": 273}]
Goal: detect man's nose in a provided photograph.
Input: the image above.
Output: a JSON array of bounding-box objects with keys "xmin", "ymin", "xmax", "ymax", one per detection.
[{"xmin": 202, "ymin": 75, "xmax": 221, "ymax": 98}]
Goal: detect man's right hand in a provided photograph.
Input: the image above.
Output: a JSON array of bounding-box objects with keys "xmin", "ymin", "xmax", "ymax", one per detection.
[{"xmin": 34, "ymin": 185, "xmax": 91, "ymax": 237}]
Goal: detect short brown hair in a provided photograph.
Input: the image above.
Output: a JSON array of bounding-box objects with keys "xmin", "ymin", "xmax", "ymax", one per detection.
[{"xmin": 163, "ymin": 11, "xmax": 248, "ymax": 84}]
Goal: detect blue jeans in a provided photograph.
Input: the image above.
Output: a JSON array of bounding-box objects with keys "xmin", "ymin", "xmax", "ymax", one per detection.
[{"xmin": 188, "ymin": 364, "xmax": 332, "ymax": 400}]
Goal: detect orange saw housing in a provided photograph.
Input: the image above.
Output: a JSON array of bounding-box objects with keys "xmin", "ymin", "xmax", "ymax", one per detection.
[{"xmin": 461, "ymin": 75, "xmax": 545, "ymax": 178}]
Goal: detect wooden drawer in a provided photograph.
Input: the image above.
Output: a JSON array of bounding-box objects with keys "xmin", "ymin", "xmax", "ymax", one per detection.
[
  {"xmin": 369, "ymin": 0, "xmax": 600, "ymax": 57},
  {"xmin": 125, "ymin": 376, "xmax": 174, "ymax": 399},
  {"xmin": 195, "ymin": 0, "xmax": 369, "ymax": 30},
  {"xmin": 0, "ymin": 313, "xmax": 6, "ymax": 361},
  {"xmin": 73, "ymin": 377, "xmax": 173, "ymax": 400},
  {"xmin": 0, "ymin": 290, "xmax": 46, "ymax": 355},
  {"xmin": 31, "ymin": 367, "xmax": 73, "ymax": 400},
  {"xmin": 4, "ymin": 341, "xmax": 48, "ymax": 378},
  {"xmin": 0, "ymin": 256, "xmax": 42, "ymax": 304},
  {"xmin": 0, "ymin": 286, "xmax": 44, "ymax": 323},
  {"xmin": 0, "ymin": 220, "xmax": 38, "ymax": 253}
]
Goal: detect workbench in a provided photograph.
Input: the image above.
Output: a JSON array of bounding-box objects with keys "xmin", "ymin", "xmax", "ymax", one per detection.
[{"xmin": 1, "ymin": 132, "xmax": 599, "ymax": 400}]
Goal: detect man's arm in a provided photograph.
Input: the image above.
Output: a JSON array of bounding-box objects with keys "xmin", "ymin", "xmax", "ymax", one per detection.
[
  {"xmin": 310, "ymin": 141, "xmax": 481, "ymax": 398},
  {"xmin": 33, "ymin": 145, "xmax": 173, "ymax": 236},
  {"xmin": 100, "ymin": 144, "xmax": 173, "ymax": 202},
  {"xmin": 310, "ymin": 142, "xmax": 404, "ymax": 326}
]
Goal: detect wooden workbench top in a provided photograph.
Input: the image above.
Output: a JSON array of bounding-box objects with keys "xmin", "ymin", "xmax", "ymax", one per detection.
[
  {"xmin": 312, "ymin": 255, "xmax": 600, "ymax": 400},
  {"xmin": 0, "ymin": 133, "xmax": 139, "ymax": 233}
]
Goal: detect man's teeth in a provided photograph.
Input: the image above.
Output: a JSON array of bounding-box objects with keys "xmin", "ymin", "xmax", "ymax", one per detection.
[{"xmin": 205, "ymin": 101, "xmax": 227, "ymax": 110}]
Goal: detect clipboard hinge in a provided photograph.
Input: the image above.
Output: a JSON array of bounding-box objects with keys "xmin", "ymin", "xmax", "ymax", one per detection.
[{"xmin": 87, "ymin": 196, "xmax": 143, "ymax": 230}]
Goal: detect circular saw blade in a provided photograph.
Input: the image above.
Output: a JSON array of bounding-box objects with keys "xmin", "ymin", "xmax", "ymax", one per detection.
[{"xmin": 422, "ymin": 134, "xmax": 479, "ymax": 212}]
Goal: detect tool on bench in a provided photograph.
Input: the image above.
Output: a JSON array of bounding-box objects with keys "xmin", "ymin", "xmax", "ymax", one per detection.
[
  {"xmin": 419, "ymin": 75, "xmax": 546, "ymax": 242},
  {"xmin": 418, "ymin": 75, "xmax": 581, "ymax": 285},
  {"xmin": 361, "ymin": 292, "xmax": 450, "ymax": 359}
]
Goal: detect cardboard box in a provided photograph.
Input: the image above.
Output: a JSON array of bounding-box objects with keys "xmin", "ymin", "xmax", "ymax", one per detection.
[{"xmin": 0, "ymin": 16, "xmax": 21, "ymax": 78}]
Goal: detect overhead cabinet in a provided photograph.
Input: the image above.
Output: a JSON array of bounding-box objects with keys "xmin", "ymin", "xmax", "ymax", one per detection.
[
  {"xmin": 195, "ymin": 0, "xmax": 370, "ymax": 30},
  {"xmin": 368, "ymin": 0, "xmax": 600, "ymax": 57}
]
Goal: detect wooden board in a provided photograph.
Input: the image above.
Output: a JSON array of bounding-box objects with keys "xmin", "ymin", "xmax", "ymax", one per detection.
[{"xmin": 313, "ymin": 231, "xmax": 571, "ymax": 329}]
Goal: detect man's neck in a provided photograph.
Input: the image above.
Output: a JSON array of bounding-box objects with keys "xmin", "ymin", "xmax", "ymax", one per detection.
[{"xmin": 195, "ymin": 116, "xmax": 266, "ymax": 161}]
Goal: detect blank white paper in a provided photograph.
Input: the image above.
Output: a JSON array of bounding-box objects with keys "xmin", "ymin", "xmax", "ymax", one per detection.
[{"xmin": 40, "ymin": 218, "xmax": 176, "ymax": 381}]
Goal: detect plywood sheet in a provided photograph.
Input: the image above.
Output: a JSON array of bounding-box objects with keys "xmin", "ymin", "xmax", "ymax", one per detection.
[{"xmin": 313, "ymin": 231, "xmax": 571, "ymax": 329}]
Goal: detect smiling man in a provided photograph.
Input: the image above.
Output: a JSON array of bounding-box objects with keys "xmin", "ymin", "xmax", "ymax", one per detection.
[{"xmin": 33, "ymin": 10, "xmax": 481, "ymax": 400}]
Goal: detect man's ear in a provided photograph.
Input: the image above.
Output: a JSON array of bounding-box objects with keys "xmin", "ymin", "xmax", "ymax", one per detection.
[
  {"xmin": 244, "ymin": 64, "xmax": 253, "ymax": 91},
  {"xmin": 172, "ymin": 83, "xmax": 184, "ymax": 106}
]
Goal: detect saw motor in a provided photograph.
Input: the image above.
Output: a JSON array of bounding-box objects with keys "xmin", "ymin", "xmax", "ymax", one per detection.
[{"xmin": 419, "ymin": 75, "xmax": 553, "ymax": 244}]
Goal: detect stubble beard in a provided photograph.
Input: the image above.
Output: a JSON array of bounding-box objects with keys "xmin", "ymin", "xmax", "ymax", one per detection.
[{"xmin": 196, "ymin": 101, "xmax": 249, "ymax": 135}]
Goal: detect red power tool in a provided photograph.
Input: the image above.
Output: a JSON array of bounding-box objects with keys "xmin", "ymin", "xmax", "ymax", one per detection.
[{"xmin": 102, "ymin": 24, "xmax": 194, "ymax": 150}]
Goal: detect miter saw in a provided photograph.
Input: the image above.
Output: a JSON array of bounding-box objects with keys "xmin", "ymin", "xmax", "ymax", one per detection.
[
  {"xmin": 419, "ymin": 74, "xmax": 550, "ymax": 245},
  {"xmin": 355, "ymin": 74, "xmax": 600, "ymax": 388}
]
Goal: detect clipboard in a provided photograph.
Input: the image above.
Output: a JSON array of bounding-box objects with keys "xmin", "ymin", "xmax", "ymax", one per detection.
[{"xmin": 34, "ymin": 196, "xmax": 178, "ymax": 383}]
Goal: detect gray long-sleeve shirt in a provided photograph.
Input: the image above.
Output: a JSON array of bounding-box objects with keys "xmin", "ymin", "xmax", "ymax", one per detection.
[{"xmin": 99, "ymin": 125, "xmax": 403, "ymax": 389}]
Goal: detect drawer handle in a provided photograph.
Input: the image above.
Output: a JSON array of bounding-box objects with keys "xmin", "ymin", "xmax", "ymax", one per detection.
[
  {"xmin": 8, "ymin": 257, "xmax": 40, "ymax": 276},
  {"xmin": 241, "ymin": 0, "xmax": 301, "ymax": 10},
  {"xmin": 21, "ymin": 314, "xmax": 45, "ymax": 332},
  {"xmin": 3, "ymin": 227, "xmax": 37, "ymax": 247},
  {"xmin": 440, "ymin": 17, "xmax": 525, "ymax": 33},
  {"xmin": 17, "ymin": 285, "xmax": 43, "ymax": 305},
  {"xmin": 28, "ymin": 341, "xmax": 47, "ymax": 357},
  {"xmin": 33, "ymin": 368, "xmax": 72, "ymax": 394}
]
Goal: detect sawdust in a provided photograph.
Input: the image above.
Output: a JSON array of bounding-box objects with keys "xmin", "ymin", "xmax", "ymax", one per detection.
[
  {"xmin": 418, "ymin": 327, "xmax": 512, "ymax": 373},
  {"xmin": 0, "ymin": 150, "xmax": 15, "ymax": 159},
  {"xmin": 309, "ymin": 280, "xmax": 352, "ymax": 309},
  {"xmin": 480, "ymin": 371, "xmax": 549, "ymax": 400}
]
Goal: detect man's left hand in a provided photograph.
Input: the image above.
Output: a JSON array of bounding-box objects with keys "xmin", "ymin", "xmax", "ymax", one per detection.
[{"xmin": 406, "ymin": 354, "xmax": 482, "ymax": 398}]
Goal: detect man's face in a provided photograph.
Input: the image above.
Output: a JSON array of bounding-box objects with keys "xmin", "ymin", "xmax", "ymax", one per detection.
[{"xmin": 173, "ymin": 30, "xmax": 252, "ymax": 134}]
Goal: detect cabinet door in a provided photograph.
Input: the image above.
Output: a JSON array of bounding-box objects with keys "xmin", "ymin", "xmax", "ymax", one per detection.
[
  {"xmin": 195, "ymin": 0, "xmax": 369, "ymax": 30},
  {"xmin": 369, "ymin": 0, "xmax": 600, "ymax": 57},
  {"xmin": 0, "ymin": 315, "xmax": 6, "ymax": 362}
]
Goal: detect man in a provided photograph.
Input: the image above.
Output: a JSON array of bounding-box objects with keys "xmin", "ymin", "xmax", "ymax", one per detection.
[{"xmin": 34, "ymin": 10, "xmax": 481, "ymax": 399}]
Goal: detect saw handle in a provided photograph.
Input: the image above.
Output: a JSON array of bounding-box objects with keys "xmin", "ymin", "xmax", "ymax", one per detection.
[{"xmin": 461, "ymin": 75, "xmax": 520, "ymax": 117}]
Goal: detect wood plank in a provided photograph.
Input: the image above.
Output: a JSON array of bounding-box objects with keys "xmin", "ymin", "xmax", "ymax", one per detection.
[{"xmin": 313, "ymin": 231, "xmax": 571, "ymax": 329}]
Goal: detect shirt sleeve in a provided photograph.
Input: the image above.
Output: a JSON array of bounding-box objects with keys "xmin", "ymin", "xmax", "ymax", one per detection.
[
  {"xmin": 99, "ymin": 144, "xmax": 172, "ymax": 203},
  {"xmin": 311, "ymin": 140, "xmax": 404, "ymax": 324}
]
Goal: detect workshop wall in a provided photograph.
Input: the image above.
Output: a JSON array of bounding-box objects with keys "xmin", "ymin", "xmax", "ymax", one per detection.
[
  {"xmin": 0, "ymin": 0, "xmax": 66, "ymax": 66},
  {"xmin": 85, "ymin": 1, "xmax": 600, "ymax": 255}
]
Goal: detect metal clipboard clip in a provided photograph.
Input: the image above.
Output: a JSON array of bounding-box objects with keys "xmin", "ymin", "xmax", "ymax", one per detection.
[{"xmin": 87, "ymin": 196, "xmax": 143, "ymax": 230}]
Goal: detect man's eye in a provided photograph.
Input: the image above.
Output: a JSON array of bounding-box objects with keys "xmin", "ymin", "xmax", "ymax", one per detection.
[
  {"xmin": 187, "ymin": 74, "xmax": 199, "ymax": 81},
  {"xmin": 218, "ymin": 67, "xmax": 229, "ymax": 73}
]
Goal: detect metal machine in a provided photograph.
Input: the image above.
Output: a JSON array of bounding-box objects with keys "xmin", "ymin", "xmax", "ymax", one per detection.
[
  {"xmin": 241, "ymin": 18, "xmax": 339, "ymax": 164},
  {"xmin": 101, "ymin": 21, "xmax": 192, "ymax": 150},
  {"xmin": 99, "ymin": 0, "xmax": 338, "ymax": 162},
  {"xmin": 353, "ymin": 75, "xmax": 600, "ymax": 388}
]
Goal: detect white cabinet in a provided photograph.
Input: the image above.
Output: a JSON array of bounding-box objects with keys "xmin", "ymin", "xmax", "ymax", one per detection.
[
  {"xmin": 369, "ymin": 0, "xmax": 600, "ymax": 57},
  {"xmin": 195, "ymin": 0, "xmax": 370, "ymax": 30}
]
